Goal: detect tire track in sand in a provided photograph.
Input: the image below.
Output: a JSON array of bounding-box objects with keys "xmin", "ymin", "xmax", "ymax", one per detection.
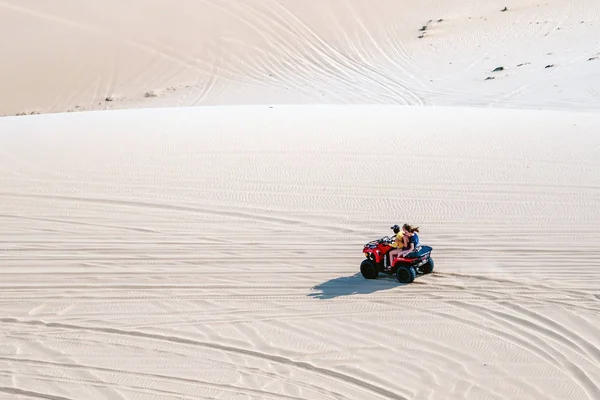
[
  {"xmin": 270, "ymin": 1, "xmax": 424, "ymax": 105},
  {"xmin": 0, "ymin": 318, "xmax": 409, "ymax": 400},
  {"xmin": 444, "ymin": 300, "xmax": 600, "ymax": 400},
  {"xmin": 0, "ymin": 386, "xmax": 75, "ymax": 400},
  {"xmin": 0, "ymin": 357, "xmax": 308, "ymax": 400},
  {"xmin": 1, "ymin": 349, "xmax": 340, "ymax": 400},
  {"xmin": 0, "ymin": 191, "xmax": 354, "ymax": 234}
]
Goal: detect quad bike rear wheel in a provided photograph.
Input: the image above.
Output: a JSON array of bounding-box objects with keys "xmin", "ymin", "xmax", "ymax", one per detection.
[
  {"xmin": 396, "ymin": 265, "xmax": 416, "ymax": 283},
  {"xmin": 421, "ymin": 258, "xmax": 434, "ymax": 274},
  {"xmin": 360, "ymin": 259, "xmax": 378, "ymax": 279}
]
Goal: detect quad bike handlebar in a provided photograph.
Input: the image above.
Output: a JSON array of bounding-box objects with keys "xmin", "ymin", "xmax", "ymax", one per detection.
[
  {"xmin": 378, "ymin": 236, "xmax": 393, "ymax": 243},
  {"xmin": 364, "ymin": 236, "xmax": 394, "ymax": 247}
]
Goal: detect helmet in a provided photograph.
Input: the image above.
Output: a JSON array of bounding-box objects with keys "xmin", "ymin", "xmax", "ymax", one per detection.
[{"xmin": 390, "ymin": 224, "xmax": 400, "ymax": 233}]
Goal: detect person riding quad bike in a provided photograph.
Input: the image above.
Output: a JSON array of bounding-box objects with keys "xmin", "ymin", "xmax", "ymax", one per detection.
[{"xmin": 388, "ymin": 224, "xmax": 404, "ymax": 263}]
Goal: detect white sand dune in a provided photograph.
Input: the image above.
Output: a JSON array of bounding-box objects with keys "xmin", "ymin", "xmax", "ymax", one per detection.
[
  {"xmin": 1, "ymin": 106, "xmax": 600, "ymax": 399},
  {"xmin": 1, "ymin": 0, "xmax": 600, "ymax": 116},
  {"xmin": 2, "ymin": 1, "xmax": 600, "ymax": 400}
]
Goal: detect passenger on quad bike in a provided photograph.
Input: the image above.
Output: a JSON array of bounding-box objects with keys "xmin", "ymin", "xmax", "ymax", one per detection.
[{"xmin": 398, "ymin": 224, "xmax": 421, "ymax": 257}]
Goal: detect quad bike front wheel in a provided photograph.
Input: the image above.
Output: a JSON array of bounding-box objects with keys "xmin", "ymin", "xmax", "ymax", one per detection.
[
  {"xmin": 360, "ymin": 259, "xmax": 378, "ymax": 279},
  {"xmin": 396, "ymin": 265, "xmax": 416, "ymax": 283}
]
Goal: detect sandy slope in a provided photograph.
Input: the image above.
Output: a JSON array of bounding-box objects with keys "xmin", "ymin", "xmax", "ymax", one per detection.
[
  {"xmin": 1, "ymin": 0, "xmax": 600, "ymax": 116},
  {"xmin": 2, "ymin": 0, "xmax": 600, "ymax": 399},
  {"xmin": 1, "ymin": 105, "xmax": 599, "ymax": 399}
]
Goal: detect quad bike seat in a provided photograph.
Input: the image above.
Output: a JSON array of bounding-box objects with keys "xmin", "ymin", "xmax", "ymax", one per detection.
[{"xmin": 404, "ymin": 245, "xmax": 432, "ymax": 258}]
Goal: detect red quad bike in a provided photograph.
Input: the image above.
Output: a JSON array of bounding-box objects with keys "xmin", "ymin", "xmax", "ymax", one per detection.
[{"xmin": 360, "ymin": 236, "xmax": 434, "ymax": 283}]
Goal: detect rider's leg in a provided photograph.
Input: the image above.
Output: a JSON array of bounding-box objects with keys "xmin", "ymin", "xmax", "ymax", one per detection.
[{"xmin": 388, "ymin": 249, "xmax": 400, "ymax": 267}]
